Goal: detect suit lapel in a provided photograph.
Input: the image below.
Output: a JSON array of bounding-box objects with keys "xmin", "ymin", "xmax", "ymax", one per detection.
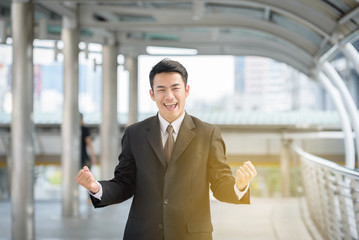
[
  {"xmin": 146, "ymin": 115, "xmax": 167, "ymax": 167},
  {"xmin": 169, "ymin": 113, "xmax": 195, "ymax": 166}
]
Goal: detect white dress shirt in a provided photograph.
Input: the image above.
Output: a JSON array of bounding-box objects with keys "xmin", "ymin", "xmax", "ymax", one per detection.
[
  {"xmin": 91, "ymin": 112, "xmax": 249, "ymax": 200},
  {"xmin": 158, "ymin": 111, "xmax": 185, "ymax": 147}
]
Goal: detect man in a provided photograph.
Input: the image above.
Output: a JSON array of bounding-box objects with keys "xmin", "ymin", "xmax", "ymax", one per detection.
[
  {"xmin": 80, "ymin": 113, "xmax": 97, "ymax": 169},
  {"xmin": 80, "ymin": 113, "xmax": 97, "ymax": 203},
  {"xmin": 76, "ymin": 59, "xmax": 257, "ymax": 240}
]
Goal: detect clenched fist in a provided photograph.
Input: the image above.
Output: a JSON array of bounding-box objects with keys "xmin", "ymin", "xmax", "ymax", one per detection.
[
  {"xmin": 75, "ymin": 166, "xmax": 99, "ymax": 193},
  {"xmin": 235, "ymin": 161, "xmax": 257, "ymax": 191}
]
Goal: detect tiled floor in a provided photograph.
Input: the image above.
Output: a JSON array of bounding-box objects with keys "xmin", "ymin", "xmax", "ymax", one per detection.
[{"xmin": 0, "ymin": 194, "xmax": 315, "ymax": 240}]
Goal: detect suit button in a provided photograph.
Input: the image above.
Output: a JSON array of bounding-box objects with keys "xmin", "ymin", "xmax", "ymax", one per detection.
[
  {"xmin": 164, "ymin": 199, "xmax": 169, "ymax": 205},
  {"xmin": 158, "ymin": 224, "xmax": 163, "ymax": 229}
]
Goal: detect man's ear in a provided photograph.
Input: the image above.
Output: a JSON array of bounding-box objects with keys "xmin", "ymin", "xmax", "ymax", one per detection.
[
  {"xmin": 185, "ymin": 85, "xmax": 190, "ymax": 97},
  {"xmin": 149, "ymin": 89, "xmax": 155, "ymax": 101}
]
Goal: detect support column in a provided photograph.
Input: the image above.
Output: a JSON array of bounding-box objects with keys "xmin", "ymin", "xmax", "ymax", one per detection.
[
  {"xmin": 323, "ymin": 61, "xmax": 359, "ymax": 168},
  {"xmin": 280, "ymin": 139, "xmax": 292, "ymax": 197},
  {"xmin": 61, "ymin": 2, "xmax": 79, "ymax": 217},
  {"xmin": 318, "ymin": 72, "xmax": 355, "ymax": 168},
  {"xmin": 101, "ymin": 43, "xmax": 119, "ymax": 180},
  {"xmin": 126, "ymin": 56, "xmax": 139, "ymax": 125},
  {"xmin": 11, "ymin": 1, "xmax": 34, "ymax": 239}
]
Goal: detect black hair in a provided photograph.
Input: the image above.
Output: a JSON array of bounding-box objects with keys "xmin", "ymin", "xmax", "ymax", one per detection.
[{"xmin": 149, "ymin": 58, "xmax": 188, "ymax": 90}]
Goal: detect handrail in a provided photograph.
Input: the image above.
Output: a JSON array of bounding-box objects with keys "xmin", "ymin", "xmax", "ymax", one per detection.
[
  {"xmin": 293, "ymin": 146, "xmax": 359, "ymax": 240},
  {"xmin": 294, "ymin": 146, "xmax": 359, "ymax": 176}
]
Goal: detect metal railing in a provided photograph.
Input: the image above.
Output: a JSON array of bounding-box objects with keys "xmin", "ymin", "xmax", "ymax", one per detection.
[{"xmin": 294, "ymin": 147, "xmax": 359, "ymax": 240}]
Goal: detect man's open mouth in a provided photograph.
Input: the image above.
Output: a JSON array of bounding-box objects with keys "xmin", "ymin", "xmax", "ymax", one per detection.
[{"xmin": 164, "ymin": 103, "xmax": 177, "ymax": 110}]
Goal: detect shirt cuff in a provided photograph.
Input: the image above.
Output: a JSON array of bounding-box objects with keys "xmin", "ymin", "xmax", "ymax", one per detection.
[
  {"xmin": 234, "ymin": 183, "xmax": 249, "ymax": 200},
  {"xmin": 89, "ymin": 181, "xmax": 103, "ymax": 200}
]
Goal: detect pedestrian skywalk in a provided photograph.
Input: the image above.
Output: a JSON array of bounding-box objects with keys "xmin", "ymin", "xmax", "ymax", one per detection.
[{"xmin": 0, "ymin": 195, "xmax": 316, "ymax": 240}]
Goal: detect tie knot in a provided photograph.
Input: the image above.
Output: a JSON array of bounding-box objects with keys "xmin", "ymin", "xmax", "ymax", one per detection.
[{"xmin": 166, "ymin": 124, "xmax": 174, "ymax": 134}]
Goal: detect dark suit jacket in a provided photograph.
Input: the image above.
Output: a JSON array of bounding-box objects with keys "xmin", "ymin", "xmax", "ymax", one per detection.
[{"xmin": 92, "ymin": 113, "xmax": 250, "ymax": 240}]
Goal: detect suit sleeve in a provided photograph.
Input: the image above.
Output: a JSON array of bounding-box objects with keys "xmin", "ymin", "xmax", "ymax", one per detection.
[
  {"xmin": 91, "ymin": 128, "xmax": 136, "ymax": 208},
  {"xmin": 207, "ymin": 126, "xmax": 250, "ymax": 204}
]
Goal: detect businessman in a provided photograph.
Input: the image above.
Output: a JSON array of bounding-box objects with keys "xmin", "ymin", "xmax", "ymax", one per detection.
[
  {"xmin": 76, "ymin": 59, "xmax": 257, "ymax": 240},
  {"xmin": 80, "ymin": 113, "xmax": 97, "ymax": 169}
]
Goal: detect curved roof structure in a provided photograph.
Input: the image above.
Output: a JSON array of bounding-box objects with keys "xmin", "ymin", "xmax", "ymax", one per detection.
[{"xmin": 1, "ymin": 0, "xmax": 359, "ymax": 75}]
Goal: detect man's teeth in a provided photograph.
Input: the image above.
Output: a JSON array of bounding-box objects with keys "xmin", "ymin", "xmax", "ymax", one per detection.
[{"xmin": 164, "ymin": 103, "xmax": 177, "ymax": 109}]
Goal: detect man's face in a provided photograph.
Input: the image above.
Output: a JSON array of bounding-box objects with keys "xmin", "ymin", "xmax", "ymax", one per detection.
[{"xmin": 150, "ymin": 72, "xmax": 190, "ymax": 123}]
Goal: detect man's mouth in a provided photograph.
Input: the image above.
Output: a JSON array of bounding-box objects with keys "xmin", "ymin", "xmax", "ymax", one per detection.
[{"xmin": 164, "ymin": 103, "xmax": 177, "ymax": 110}]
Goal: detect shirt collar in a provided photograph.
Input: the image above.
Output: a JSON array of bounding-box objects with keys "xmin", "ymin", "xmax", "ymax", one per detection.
[{"xmin": 158, "ymin": 112, "xmax": 186, "ymax": 135}]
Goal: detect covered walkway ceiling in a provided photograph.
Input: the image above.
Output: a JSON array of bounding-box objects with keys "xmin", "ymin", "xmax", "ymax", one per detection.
[{"xmin": 2, "ymin": 0, "xmax": 359, "ymax": 75}]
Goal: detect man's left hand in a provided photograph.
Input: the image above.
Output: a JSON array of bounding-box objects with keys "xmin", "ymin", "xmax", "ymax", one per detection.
[{"xmin": 235, "ymin": 161, "xmax": 257, "ymax": 191}]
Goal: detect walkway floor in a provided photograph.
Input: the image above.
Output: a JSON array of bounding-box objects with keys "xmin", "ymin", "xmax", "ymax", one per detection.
[{"xmin": 0, "ymin": 192, "xmax": 317, "ymax": 240}]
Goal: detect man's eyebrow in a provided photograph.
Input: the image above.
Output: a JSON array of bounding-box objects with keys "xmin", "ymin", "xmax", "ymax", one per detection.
[{"xmin": 156, "ymin": 85, "xmax": 166, "ymax": 89}]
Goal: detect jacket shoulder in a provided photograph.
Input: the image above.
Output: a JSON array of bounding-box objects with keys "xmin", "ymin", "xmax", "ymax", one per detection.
[
  {"xmin": 189, "ymin": 114, "xmax": 217, "ymax": 130},
  {"xmin": 126, "ymin": 115, "xmax": 157, "ymax": 131}
]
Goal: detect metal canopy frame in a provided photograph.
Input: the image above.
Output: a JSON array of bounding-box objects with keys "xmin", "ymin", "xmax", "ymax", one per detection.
[{"xmin": 0, "ymin": 0, "xmax": 358, "ymax": 75}]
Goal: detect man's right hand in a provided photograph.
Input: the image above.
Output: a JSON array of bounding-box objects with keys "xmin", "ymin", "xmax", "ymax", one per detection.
[{"xmin": 76, "ymin": 166, "xmax": 99, "ymax": 193}]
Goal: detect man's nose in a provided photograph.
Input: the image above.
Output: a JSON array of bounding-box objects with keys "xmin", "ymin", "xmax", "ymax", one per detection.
[{"xmin": 165, "ymin": 90, "xmax": 174, "ymax": 99}]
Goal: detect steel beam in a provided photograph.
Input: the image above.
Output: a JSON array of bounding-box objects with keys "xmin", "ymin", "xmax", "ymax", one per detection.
[
  {"xmin": 323, "ymin": 61, "xmax": 359, "ymax": 169},
  {"xmin": 318, "ymin": 72, "xmax": 355, "ymax": 168},
  {"xmin": 10, "ymin": 1, "xmax": 35, "ymax": 239},
  {"xmin": 341, "ymin": 43, "xmax": 359, "ymax": 80}
]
